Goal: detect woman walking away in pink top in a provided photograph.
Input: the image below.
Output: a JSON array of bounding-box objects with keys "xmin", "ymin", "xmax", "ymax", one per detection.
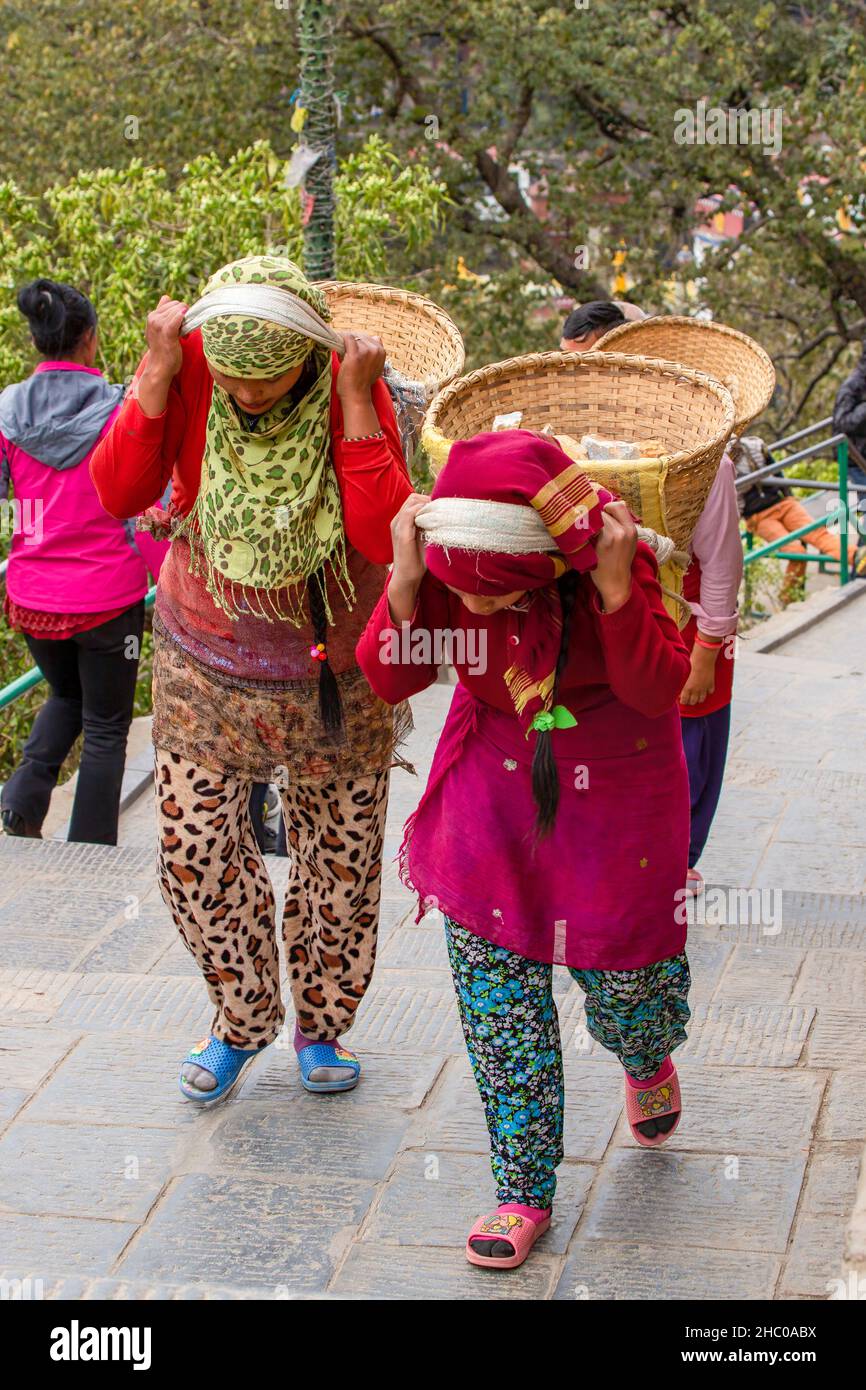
[{"xmin": 0, "ymin": 280, "xmax": 149, "ymax": 844}]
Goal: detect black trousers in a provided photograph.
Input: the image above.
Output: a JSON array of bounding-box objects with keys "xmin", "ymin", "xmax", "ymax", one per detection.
[
  {"xmin": 249, "ymin": 783, "xmax": 288, "ymax": 856},
  {"xmin": 2, "ymin": 601, "xmax": 145, "ymax": 845}
]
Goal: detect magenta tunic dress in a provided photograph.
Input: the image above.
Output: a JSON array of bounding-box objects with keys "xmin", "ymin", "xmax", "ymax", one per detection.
[{"xmin": 356, "ymin": 544, "xmax": 692, "ymax": 971}]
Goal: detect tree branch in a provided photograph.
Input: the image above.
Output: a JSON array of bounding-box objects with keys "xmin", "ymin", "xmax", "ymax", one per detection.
[
  {"xmin": 339, "ymin": 17, "xmax": 426, "ymax": 109},
  {"xmin": 499, "ymin": 83, "xmax": 534, "ymax": 165},
  {"xmin": 779, "ymin": 339, "xmax": 850, "ymax": 430},
  {"xmin": 776, "ymin": 317, "xmax": 866, "ymax": 362},
  {"xmin": 570, "ymin": 82, "xmax": 651, "ymax": 141},
  {"xmin": 454, "ymin": 203, "xmax": 607, "ymax": 297}
]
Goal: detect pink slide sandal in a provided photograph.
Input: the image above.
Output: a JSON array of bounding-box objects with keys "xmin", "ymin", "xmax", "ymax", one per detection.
[
  {"xmin": 465, "ymin": 1210, "xmax": 551, "ymax": 1270},
  {"xmin": 625, "ymin": 1064, "xmax": 682, "ymax": 1148}
]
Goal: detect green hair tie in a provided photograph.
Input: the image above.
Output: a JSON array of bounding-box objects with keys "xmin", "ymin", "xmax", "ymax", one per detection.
[
  {"xmin": 528, "ymin": 705, "xmax": 578, "ymax": 737},
  {"xmin": 529, "ymin": 711, "xmax": 556, "ymax": 734}
]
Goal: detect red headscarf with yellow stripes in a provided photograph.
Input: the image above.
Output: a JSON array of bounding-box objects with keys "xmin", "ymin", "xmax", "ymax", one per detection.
[{"xmin": 424, "ymin": 430, "xmax": 612, "ymax": 729}]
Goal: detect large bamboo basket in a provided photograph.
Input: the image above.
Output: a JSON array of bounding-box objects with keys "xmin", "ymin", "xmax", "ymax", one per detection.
[
  {"xmin": 422, "ymin": 351, "xmax": 736, "ymax": 557},
  {"xmin": 596, "ymin": 316, "xmax": 775, "ymax": 434},
  {"xmin": 320, "ymin": 281, "xmax": 465, "ymax": 397}
]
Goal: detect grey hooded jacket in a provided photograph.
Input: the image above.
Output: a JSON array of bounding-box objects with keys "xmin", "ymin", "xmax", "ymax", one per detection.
[{"xmin": 0, "ymin": 367, "xmax": 124, "ymax": 496}]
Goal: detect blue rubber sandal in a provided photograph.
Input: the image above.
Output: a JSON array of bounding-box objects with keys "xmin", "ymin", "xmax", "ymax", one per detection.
[
  {"xmin": 297, "ymin": 1040, "xmax": 361, "ymax": 1094},
  {"xmin": 178, "ymin": 1034, "xmax": 267, "ymax": 1105}
]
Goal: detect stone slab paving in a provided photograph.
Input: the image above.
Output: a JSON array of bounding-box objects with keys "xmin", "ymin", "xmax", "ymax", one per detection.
[
  {"xmin": 771, "ymin": 587, "xmax": 866, "ymax": 664},
  {"xmin": 578, "ymin": 1150, "xmax": 807, "ymax": 1253},
  {"xmin": 117, "ymin": 1173, "xmax": 377, "ymax": 1297},
  {"xmin": 0, "ymin": 1120, "xmax": 184, "ymax": 1222},
  {"xmin": 360, "ymin": 1150, "xmax": 595, "ymax": 1254},
  {"xmin": 1, "ymin": 635, "xmax": 865, "ymax": 1300},
  {"xmin": 778, "ymin": 1151, "xmax": 864, "ymax": 1299},
  {"xmin": 553, "ymin": 1242, "xmax": 782, "ymax": 1301}
]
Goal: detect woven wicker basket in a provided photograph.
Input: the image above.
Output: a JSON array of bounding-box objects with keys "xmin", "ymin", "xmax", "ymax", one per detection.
[
  {"xmin": 596, "ymin": 316, "xmax": 775, "ymax": 434},
  {"xmin": 320, "ymin": 281, "xmax": 465, "ymax": 397},
  {"xmin": 422, "ymin": 350, "xmax": 735, "ymax": 556}
]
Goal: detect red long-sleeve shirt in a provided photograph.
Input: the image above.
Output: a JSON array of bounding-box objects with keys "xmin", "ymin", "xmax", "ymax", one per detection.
[
  {"xmin": 89, "ymin": 328, "xmax": 411, "ymax": 564},
  {"xmin": 90, "ymin": 329, "xmax": 412, "ymax": 681},
  {"xmin": 356, "ymin": 543, "xmax": 691, "ymax": 720}
]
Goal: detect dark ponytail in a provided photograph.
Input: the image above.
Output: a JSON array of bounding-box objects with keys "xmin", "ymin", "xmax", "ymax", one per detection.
[
  {"xmin": 530, "ymin": 570, "xmax": 580, "ymax": 839},
  {"xmin": 16, "ymin": 278, "xmax": 96, "ymax": 358},
  {"xmin": 307, "ymin": 567, "xmax": 344, "ymax": 735}
]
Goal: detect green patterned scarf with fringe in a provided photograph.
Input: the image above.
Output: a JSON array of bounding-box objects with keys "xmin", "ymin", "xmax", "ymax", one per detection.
[{"xmin": 179, "ymin": 255, "xmax": 354, "ymax": 625}]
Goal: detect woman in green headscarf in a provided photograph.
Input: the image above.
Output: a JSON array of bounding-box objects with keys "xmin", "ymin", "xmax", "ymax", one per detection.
[{"xmin": 92, "ymin": 255, "xmax": 414, "ymax": 1101}]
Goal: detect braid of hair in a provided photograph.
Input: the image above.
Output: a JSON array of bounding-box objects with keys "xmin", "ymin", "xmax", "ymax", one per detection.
[
  {"xmin": 530, "ymin": 570, "xmax": 580, "ymax": 839},
  {"xmin": 307, "ymin": 567, "xmax": 343, "ymax": 735}
]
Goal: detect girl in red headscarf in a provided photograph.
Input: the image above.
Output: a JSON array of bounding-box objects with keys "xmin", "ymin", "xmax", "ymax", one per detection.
[{"xmin": 356, "ymin": 429, "xmax": 693, "ymax": 1270}]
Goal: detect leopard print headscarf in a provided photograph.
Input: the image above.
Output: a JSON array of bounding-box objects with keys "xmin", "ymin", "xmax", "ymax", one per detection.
[{"xmin": 179, "ymin": 256, "xmax": 354, "ymax": 625}]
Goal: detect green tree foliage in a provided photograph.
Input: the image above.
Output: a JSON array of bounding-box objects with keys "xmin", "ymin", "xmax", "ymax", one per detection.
[
  {"xmin": 4, "ymin": 3, "xmax": 864, "ymax": 427},
  {"xmin": 336, "ymin": 0, "xmax": 866, "ymax": 426},
  {"xmin": 0, "ymin": 133, "xmax": 446, "ymax": 780},
  {"xmin": 0, "ymin": 1, "xmax": 300, "ymax": 186},
  {"xmin": 0, "ymin": 137, "xmax": 447, "ymax": 384}
]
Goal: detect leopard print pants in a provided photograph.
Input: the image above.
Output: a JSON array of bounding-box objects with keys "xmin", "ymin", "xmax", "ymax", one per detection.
[{"xmin": 155, "ymin": 748, "xmax": 390, "ymax": 1047}]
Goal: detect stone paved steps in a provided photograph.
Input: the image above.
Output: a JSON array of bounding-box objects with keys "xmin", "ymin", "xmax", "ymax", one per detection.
[
  {"xmin": 0, "ymin": 1275, "xmax": 275, "ymax": 1300},
  {"xmin": 2, "ymin": 632, "xmax": 865, "ymax": 1300},
  {"xmin": 1, "ymin": 825, "xmax": 865, "ymax": 1299}
]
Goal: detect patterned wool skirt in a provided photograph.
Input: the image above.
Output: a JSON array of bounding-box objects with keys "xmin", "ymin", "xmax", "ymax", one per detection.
[{"xmin": 151, "ymin": 614, "xmax": 412, "ymax": 783}]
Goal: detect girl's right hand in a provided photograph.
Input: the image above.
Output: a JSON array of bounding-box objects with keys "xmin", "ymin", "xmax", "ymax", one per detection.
[
  {"xmin": 390, "ymin": 493, "xmax": 429, "ymax": 588},
  {"xmin": 144, "ymin": 296, "xmax": 188, "ymax": 380}
]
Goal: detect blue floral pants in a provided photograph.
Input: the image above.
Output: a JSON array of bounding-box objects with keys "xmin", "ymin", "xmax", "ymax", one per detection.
[{"xmin": 444, "ymin": 919, "xmax": 691, "ymax": 1207}]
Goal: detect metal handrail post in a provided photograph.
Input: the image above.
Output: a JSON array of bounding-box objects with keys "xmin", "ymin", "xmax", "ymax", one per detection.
[
  {"xmin": 838, "ymin": 438, "xmax": 849, "ymax": 588},
  {"xmin": 768, "ymin": 418, "xmax": 834, "ymax": 451},
  {"xmin": 0, "ymin": 585, "xmax": 158, "ymax": 710}
]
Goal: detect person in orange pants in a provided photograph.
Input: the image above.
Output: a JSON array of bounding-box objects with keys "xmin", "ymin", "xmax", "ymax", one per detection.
[
  {"xmin": 745, "ymin": 498, "xmax": 855, "ymax": 603},
  {"xmin": 733, "ymin": 437, "xmax": 855, "ymax": 603}
]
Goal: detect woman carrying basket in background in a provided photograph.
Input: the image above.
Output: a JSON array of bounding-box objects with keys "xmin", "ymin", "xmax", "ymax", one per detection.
[
  {"xmin": 678, "ymin": 447, "xmax": 743, "ymax": 894},
  {"xmin": 91, "ymin": 254, "xmax": 412, "ymax": 1102},
  {"xmin": 357, "ymin": 430, "xmax": 692, "ymax": 1270}
]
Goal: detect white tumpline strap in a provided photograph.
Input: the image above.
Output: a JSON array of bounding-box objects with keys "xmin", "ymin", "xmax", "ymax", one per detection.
[
  {"xmin": 181, "ymin": 283, "xmax": 346, "ymax": 354},
  {"xmin": 415, "ymin": 497, "xmax": 692, "ymax": 618},
  {"xmin": 415, "ymin": 497, "xmax": 689, "ymax": 569},
  {"xmin": 180, "ymin": 280, "xmax": 435, "ymax": 455},
  {"xmin": 180, "ymin": 298, "xmax": 692, "ymax": 613}
]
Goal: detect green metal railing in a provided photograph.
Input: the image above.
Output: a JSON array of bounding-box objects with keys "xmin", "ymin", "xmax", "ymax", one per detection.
[
  {"xmin": 0, "ymin": 578, "xmax": 156, "ymax": 712},
  {"xmin": 740, "ymin": 420, "xmax": 859, "ymax": 586}
]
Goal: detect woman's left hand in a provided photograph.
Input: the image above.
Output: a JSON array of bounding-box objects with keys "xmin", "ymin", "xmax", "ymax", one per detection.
[
  {"xmin": 590, "ymin": 500, "xmax": 637, "ymax": 613},
  {"xmin": 337, "ymin": 331, "xmax": 386, "ymax": 400},
  {"xmin": 679, "ymin": 642, "xmax": 718, "ymax": 706}
]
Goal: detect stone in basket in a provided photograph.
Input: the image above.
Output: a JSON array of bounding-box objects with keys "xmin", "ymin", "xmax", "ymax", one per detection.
[{"xmin": 421, "ymin": 350, "xmax": 736, "ymax": 622}]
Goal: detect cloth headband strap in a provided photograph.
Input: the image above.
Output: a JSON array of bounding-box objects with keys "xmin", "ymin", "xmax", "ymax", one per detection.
[
  {"xmin": 181, "ymin": 283, "xmax": 346, "ymax": 355},
  {"xmin": 416, "ymin": 496, "xmax": 690, "ymax": 570},
  {"xmin": 416, "ymin": 498, "xmax": 560, "ymax": 554}
]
